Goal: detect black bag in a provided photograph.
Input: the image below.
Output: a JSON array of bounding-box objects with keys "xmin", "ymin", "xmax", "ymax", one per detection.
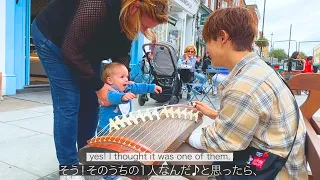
[{"xmin": 212, "ymin": 71, "xmax": 300, "ymax": 180}]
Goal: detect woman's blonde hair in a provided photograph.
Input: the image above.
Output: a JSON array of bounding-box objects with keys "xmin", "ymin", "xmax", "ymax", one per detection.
[
  {"xmin": 120, "ymin": 0, "xmax": 169, "ymax": 41},
  {"xmin": 184, "ymin": 44, "xmax": 197, "ymax": 56}
]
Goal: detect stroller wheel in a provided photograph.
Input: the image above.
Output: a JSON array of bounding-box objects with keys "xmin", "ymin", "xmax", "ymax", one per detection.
[
  {"xmin": 138, "ymin": 94, "xmax": 147, "ymax": 106},
  {"xmin": 168, "ymin": 96, "xmax": 179, "ymax": 105}
]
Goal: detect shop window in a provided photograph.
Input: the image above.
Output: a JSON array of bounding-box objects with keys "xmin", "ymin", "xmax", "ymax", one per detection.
[
  {"xmin": 168, "ymin": 22, "xmax": 182, "ymax": 55},
  {"xmin": 153, "ymin": 24, "xmax": 167, "ymax": 42}
]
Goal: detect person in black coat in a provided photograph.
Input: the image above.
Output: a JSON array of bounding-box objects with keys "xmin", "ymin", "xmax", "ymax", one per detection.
[{"xmin": 31, "ymin": 0, "xmax": 169, "ymax": 171}]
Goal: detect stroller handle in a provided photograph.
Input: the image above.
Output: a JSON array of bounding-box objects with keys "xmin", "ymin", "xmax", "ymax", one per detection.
[{"xmin": 142, "ymin": 43, "xmax": 178, "ymax": 72}]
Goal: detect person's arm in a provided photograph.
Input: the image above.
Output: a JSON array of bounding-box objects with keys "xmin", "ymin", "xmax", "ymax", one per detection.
[
  {"xmin": 195, "ymin": 90, "xmax": 260, "ymax": 152},
  {"xmin": 191, "ymin": 57, "xmax": 198, "ymax": 65},
  {"xmin": 61, "ymin": 0, "xmax": 106, "ymax": 91},
  {"xmin": 202, "ymin": 59, "xmax": 209, "ymax": 72},
  {"xmin": 108, "ymin": 91, "xmax": 125, "ymax": 105},
  {"xmin": 196, "ymin": 56, "xmax": 201, "ymax": 63},
  {"xmin": 127, "ymin": 83, "xmax": 156, "ymax": 94}
]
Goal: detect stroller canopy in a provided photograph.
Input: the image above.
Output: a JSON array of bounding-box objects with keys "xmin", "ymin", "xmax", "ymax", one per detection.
[{"xmin": 152, "ymin": 41, "xmax": 178, "ymax": 76}]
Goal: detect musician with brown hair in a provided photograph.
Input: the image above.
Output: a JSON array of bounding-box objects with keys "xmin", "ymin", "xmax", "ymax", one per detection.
[
  {"xmin": 98, "ymin": 62, "xmax": 162, "ymax": 134},
  {"xmin": 187, "ymin": 7, "xmax": 307, "ymax": 179}
]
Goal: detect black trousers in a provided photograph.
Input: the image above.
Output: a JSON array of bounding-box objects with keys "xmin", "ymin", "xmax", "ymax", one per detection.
[
  {"xmin": 313, "ymin": 66, "xmax": 319, "ymax": 73},
  {"xmin": 180, "ymin": 69, "xmax": 194, "ymax": 93}
]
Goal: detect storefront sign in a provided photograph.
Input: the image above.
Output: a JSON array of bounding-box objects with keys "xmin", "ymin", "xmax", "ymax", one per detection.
[
  {"xmin": 175, "ymin": 0, "xmax": 200, "ymax": 15},
  {"xmin": 200, "ymin": 14, "xmax": 209, "ymax": 26}
]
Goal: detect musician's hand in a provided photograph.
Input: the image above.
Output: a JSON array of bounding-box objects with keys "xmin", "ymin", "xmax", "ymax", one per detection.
[
  {"xmin": 122, "ymin": 92, "xmax": 137, "ymax": 102},
  {"xmin": 96, "ymin": 84, "xmax": 112, "ymax": 106},
  {"xmin": 193, "ymin": 101, "xmax": 218, "ymax": 119},
  {"xmin": 185, "ymin": 135, "xmax": 190, "ymax": 144},
  {"xmin": 154, "ymin": 86, "xmax": 162, "ymax": 94}
]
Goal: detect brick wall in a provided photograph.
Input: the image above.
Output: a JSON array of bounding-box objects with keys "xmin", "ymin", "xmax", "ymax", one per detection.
[{"xmin": 224, "ymin": 0, "xmax": 246, "ymax": 7}]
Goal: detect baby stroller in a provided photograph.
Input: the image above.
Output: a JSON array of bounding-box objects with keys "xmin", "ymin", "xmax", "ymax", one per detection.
[{"xmin": 138, "ymin": 41, "xmax": 182, "ymax": 106}]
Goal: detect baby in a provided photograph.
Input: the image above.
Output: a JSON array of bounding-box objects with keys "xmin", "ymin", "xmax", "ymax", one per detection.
[{"xmin": 97, "ymin": 62, "xmax": 162, "ymax": 133}]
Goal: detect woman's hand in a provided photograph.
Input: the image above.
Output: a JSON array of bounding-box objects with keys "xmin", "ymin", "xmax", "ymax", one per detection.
[
  {"xmin": 193, "ymin": 101, "xmax": 218, "ymax": 119},
  {"xmin": 96, "ymin": 84, "xmax": 112, "ymax": 106},
  {"xmin": 183, "ymin": 53, "xmax": 189, "ymax": 60}
]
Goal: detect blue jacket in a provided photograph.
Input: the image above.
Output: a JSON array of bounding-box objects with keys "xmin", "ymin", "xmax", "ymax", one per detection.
[{"xmin": 98, "ymin": 83, "xmax": 156, "ymax": 129}]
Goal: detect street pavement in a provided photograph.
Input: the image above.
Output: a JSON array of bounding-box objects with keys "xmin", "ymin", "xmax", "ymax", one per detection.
[{"xmin": 0, "ymin": 91, "xmax": 317, "ymax": 180}]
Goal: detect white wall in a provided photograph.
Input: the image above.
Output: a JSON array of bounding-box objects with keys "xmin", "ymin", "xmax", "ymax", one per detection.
[
  {"xmin": 176, "ymin": 11, "xmax": 187, "ymax": 55},
  {"xmin": 185, "ymin": 15, "xmax": 195, "ymax": 49},
  {"xmin": 0, "ymin": 0, "xmax": 6, "ymax": 95},
  {"xmin": 0, "ymin": 1, "xmax": 6, "ymax": 73}
]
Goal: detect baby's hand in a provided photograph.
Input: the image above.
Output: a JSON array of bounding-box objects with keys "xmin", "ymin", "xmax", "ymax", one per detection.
[
  {"xmin": 154, "ymin": 86, "xmax": 162, "ymax": 94},
  {"xmin": 121, "ymin": 92, "xmax": 137, "ymax": 102}
]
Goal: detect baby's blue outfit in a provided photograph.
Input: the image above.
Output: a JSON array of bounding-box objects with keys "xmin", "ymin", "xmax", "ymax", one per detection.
[{"xmin": 97, "ymin": 83, "xmax": 156, "ymax": 132}]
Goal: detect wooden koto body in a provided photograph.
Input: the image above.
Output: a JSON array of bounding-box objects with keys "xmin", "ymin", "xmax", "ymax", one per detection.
[{"xmin": 79, "ymin": 104, "xmax": 203, "ymax": 166}]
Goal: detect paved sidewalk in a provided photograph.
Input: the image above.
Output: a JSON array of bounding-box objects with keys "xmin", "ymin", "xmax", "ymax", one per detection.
[
  {"xmin": 0, "ymin": 92, "xmax": 318, "ymax": 180},
  {"xmin": 0, "ymin": 91, "xmax": 219, "ymax": 180}
]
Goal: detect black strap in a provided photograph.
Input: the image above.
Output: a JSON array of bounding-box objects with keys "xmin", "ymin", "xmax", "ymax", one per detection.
[{"xmin": 273, "ymin": 70, "xmax": 300, "ymax": 161}]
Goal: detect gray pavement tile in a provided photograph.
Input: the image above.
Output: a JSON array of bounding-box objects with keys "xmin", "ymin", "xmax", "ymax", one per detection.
[
  {"xmin": 294, "ymin": 94, "xmax": 307, "ymax": 106},
  {"xmin": 0, "ymin": 97, "xmax": 46, "ymax": 112},
  {"xmin": 11, "ymin": 91, "xmax": 52, "ymax": 105},
  {"xmin": 7, "ymin": 115, "xmax": 54, "ymax": 136},
  {"xmin": 29, "ymin": 106, "xmax": 53, "ymax": 115},
  {"xmin": 0, "ymin": 161, "xmax": 40, "ymax": 180},
  {"xmin": 0, "ymin": 122, "xmax": 41, "ymax": 142},
  {"xmin": 0, "ymin": 109, "xmax": 46, "ymax": 122},
  {"xmin": 0, "ymin": 134, "xmax": 58, "ymax": 177}
]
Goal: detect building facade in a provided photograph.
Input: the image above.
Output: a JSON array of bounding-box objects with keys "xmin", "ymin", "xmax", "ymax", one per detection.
[
  {"xmin": 215, "ymin": 0, "xmax": 246, "ymax": 9},
  {"xmin": 195, "ymin": 1, "xmax": 213, "ymax": 57},
  {"xmin": 0, "ymin": 0, "xmax": 260, "ymax": 95},
  {"xmin": 0, "ymin": 0, "xmax": 26, "ymax": 95},
  {"xmin": 142, "ymin": 0, "xmax": 201, "ymax": 56},
  {"xmin": 314, "ymin": 45, "xmax": 320, "ymax": 65},
  {"xmin": 246, "ymin": 3, "xmax": 261, "ymax": 55}
]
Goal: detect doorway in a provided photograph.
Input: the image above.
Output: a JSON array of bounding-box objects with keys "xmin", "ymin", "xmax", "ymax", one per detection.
[{"xmin": 28, "ymin": 0, "xmax": 50, "ymax": 86}]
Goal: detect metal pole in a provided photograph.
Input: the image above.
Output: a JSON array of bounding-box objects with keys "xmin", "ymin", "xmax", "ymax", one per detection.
[
  {"xmin": 262, "ymin": 0, "xmax": 266, "ymax": 38},
  {"xmin": 288, "ymin": 24, "xmax": 292, "ymax": 59},
  {"xmin": 196, "ymin": 14, "xmax": 200, "ymax": 56},
  {"xmin": 272, "ymin": 40, "xmax": 297, "ymax": 52},
  {"xmin": 271, "ymin": 32, "xmax": 273, "ymax": 63},
  {"xmin": 298, "ymin": 40, "xmax": 320, "ymax": 53}
]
